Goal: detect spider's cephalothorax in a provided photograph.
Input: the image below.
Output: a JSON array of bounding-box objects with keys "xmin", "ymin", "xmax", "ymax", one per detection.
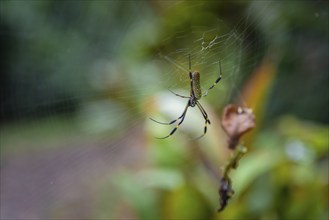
[{"xmin": 150, "ymin": 55, "xmax": 222, "ymax": 139}]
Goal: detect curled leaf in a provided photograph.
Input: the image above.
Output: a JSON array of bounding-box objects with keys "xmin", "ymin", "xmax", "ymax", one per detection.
[
  {"xmin": 221, "ymin": 104, "xmax": 255, "ymax": 149},
  {"xmin": 218, "ymin": 176, "xmax": 234, "ymax": 212},
  {"xmin": 217, "ymin": 146, "xmax": 247, "ymax": 212}
]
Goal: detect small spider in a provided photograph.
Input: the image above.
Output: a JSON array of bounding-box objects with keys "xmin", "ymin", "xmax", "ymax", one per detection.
[{"xmin": 150, "ymin": 55, "xmax": 222, "ymax": 139}]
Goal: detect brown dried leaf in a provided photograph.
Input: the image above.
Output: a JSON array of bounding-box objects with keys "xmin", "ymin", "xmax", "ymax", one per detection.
[
  {"xmin": 217, "ymin": 105, "xmax": 255, "ymax": 212},
  {"xmin": 221, "ymin": 104, "xmax": 255, "ymax": 149}
]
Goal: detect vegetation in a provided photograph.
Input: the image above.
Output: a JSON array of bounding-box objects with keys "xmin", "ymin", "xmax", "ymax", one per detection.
[{"xmin": 1, "ymin": 1, "xmax": 328, "ymax": 219}]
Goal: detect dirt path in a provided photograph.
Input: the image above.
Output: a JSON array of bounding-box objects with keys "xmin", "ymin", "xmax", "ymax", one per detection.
[{"xmin": 1, "ymin": 126, "xmax": 146, "ymax": 219}]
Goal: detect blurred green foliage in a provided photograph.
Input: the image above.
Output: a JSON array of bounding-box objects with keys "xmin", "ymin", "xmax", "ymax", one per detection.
[
  {"xmin": 1, "ymin": 0, "xmax": 153, "ymax": 122},
  {"xmin": 103, "ymin": 115, "xmax": 328, "ymax": 219}
]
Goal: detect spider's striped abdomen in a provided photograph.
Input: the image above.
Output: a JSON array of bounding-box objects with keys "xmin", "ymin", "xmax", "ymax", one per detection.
[{"xmin": 191, "ymin": 71, "xmax": 202, "ymax": 100}]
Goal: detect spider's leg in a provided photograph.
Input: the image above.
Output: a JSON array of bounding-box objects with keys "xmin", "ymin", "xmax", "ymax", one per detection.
[
  {"xmin": 150, "ymin": 116, "xmax": 182, "ymax": 125},
  {"xmin": 193, "ymin": 101, "xmax": 211, "ymax": 140},
  {"xmin": 149, "ymin": 101, "xmax": 190, "ymax": 125},
  {"xmin": 196, "ymin": 101, "xmax": 211, "ymax": 124},
  {"xmin": 155, "ymin": 102, "xmax": 190, "ymax": 139},
  {"xmin": 168, "ymin": 89, "xmax": 189, "ymax": 99},
  {"xmin": 203, "ymin": 61, "xmax": 222, "ymax": 97}
]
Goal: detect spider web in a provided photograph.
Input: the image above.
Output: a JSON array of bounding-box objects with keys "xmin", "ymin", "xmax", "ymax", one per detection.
[
  {"xmin": 156, "ymin": 25, "xmax": 243, "ymax": 104},
  {"xmin": 144, "ymin": 1, "xmax": 273, "ymax": 110}
]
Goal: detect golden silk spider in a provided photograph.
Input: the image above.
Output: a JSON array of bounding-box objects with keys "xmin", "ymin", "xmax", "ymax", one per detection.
[{"xmin": 150, "ymin": 55, "xmax": 222, "ymax": 139}]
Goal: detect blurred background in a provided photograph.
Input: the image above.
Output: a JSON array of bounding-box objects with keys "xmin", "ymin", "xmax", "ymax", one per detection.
[{"xmin": 1, "ymin": 1, "xmax": 328, "ymax": 219}]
